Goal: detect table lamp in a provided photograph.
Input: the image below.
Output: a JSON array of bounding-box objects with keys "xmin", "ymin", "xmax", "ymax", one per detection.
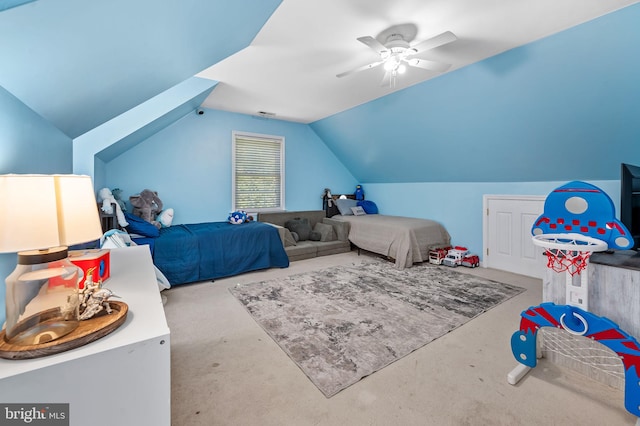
[{"xmin": 0, "ymin": 174, "xmax": 103, "ymax": 346}]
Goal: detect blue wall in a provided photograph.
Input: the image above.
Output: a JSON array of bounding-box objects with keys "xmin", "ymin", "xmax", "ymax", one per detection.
[
  {"xmin": 0, "ymin": 86, "xmax": 73, "ymax": 325},
  {"xmin": 103, "ymin": 108, "xmax": 358, "ymax": 224},
  {"xmin": 73, "ymin": 76, "xmax": 218, "ymax": 188}
]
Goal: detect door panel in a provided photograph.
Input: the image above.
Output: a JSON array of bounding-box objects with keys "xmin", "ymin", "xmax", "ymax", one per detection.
[
  {"xmin": 522, "ymin": 213, "xmax": 539, "ymax": 260},
  {"xmin": 485, "ymin": 196, "xmax": 546, "ymax": 279},
  {"xmin": 496, "ymin": 211, "xmax": 512, "ymax": 256}
]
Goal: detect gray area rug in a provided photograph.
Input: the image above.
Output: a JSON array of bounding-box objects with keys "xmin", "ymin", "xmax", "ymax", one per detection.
[{"xmin": 229, "ymin": 260, "xmax": 524, "ymax": 397}]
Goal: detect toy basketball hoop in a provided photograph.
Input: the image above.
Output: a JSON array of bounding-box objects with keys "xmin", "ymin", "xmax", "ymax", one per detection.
[{"xmin": 532, "ymin": 233, "xmax": 607, "ymax": 277}]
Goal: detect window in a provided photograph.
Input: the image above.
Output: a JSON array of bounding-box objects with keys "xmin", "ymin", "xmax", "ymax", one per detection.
[{"xmin": 232, "ymin": 131, "xmax": 284, "ymax": 211}]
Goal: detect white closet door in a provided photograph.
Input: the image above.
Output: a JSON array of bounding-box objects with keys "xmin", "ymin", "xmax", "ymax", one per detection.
[{"xmin": 483, "ymin": 195, "xmax": 546, "ymax": 279}]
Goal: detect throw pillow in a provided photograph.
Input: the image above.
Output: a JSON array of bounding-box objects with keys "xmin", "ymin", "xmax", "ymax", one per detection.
[
  {"xmin": 124, "ymin": 212, "xmax": 160, "ymax": 238},
  {"xmin": 351, "ymin": 206, "xmax": 366, "ymax": 216},
  {"xmin": 265, "ymin": 223, "xmax": 298, "ymax": 247},
  {"xmin": 336, "ymin": 198, "xmax": 358, "ymax": 215},
  {"xmin": 323, "ymin": 218, "xmax": 347, "ymax": 241},
  {"xmin": 357, "ymin": 200, "xmax": 379, "ymax": 214},
  {"xmin": 283, "ymin": 228, "xmax": 297, "ymax": 246},
  {"xmin": 285, "ymin": 217, "xmax": 312, "ymax": 241},
  {"xmin": 313, "ymin": 222, "xmax": 335, "ymax": 242}
]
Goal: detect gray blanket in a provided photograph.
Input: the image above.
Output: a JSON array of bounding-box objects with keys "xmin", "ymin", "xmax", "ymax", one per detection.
[{"xmin": 332, "ymin": 214, "xmax": 451, "ymax": 268}]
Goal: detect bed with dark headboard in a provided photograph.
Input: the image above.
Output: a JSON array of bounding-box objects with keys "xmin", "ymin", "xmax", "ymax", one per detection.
[{"xmin": 328, "ymin": 195, "xmax": 451, "ymax": 268}]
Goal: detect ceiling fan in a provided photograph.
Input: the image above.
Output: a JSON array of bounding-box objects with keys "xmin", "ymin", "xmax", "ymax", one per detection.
[{"xmin": 337, "ymin": 24, "xmax": 457, "ymax": 87}]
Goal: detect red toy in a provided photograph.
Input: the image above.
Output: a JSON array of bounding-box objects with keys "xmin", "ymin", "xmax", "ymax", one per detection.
[
  {"xmin": 428, "ymin": 246, "xmax": 452, "ymax": 265},
  {"xmin": 442, "ymin": 246, "xmax": 479, "ymax": 268},
  {"xmin": 68, "ymin": 249, "xmax": 110, "ymax": 289}
]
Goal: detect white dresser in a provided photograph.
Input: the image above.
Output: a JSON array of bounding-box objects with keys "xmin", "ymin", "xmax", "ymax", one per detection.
[{"xmin": 0, "ymin": 245, "xmax": 171, "ymax": 426}]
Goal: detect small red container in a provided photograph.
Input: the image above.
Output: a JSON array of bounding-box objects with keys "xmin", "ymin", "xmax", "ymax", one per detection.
[{"xmin": 67, "ymin": 249, "xmax": 110, "ymax": 289}]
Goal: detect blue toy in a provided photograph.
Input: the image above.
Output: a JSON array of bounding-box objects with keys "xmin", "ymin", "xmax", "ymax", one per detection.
[
  {"xmin": 228, "ymin": 211, "xmax": 248, "ymax": 225},
  {"xmin": 511, "ymin": 302, "xmax": 640, "ymax": 417},
  {"xmin": 509, "ymin": 181, "xmax": 639, "ymax": 420},
  {"xmin": 354, "ymin": 185, "xmax": 364, "ymax": 201},
  {"xmin": 531, "ymin": 181, "xmax": 633, "ymax": 250}
]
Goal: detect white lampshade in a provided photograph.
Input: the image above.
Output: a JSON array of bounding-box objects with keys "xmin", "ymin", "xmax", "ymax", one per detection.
[{"xmin": 0, "ymin": 174, "xmax": 103, "ymax": 253}]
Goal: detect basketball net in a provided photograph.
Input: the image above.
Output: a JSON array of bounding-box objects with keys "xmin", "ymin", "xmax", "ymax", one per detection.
[
  {"xmin": 532, "ymin": 233, "xmax": 607, "ymax": 277},
  {"xmin": 542, "ymin": 247, "xmax": 592, "ymax": 276}
]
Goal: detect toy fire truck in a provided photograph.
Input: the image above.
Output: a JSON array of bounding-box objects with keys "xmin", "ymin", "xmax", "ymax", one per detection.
[
  {"xmin": 442, "ymin": 246, "xmax": 480, "ymax": 268},
  {"xmin": 429, "ymin": 246, "xmax": 452, "ymax": 265}
]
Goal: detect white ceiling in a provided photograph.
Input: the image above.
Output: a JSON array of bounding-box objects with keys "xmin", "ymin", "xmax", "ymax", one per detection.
[{"xmin": 198, "ymin": 0, "xmax": 638, "ymax": 124}]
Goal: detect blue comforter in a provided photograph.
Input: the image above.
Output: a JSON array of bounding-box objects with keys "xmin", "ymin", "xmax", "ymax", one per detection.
[{"xmin": 152, "ymin": 221, "xmax": 289, "ymax": 286}]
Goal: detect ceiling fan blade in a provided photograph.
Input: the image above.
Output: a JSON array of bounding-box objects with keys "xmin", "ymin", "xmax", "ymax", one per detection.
[
  {"xmin": 410, "ymin": 31, "xmax": 457, "ymax": 55},
  {"xmin": 380, "ymin": 70, "xmax": 391, "ymax": 87},
  {"xmin": 357, "ymin": 36, "xmax": 388, "ymax": 56},
  {"xmin": 336, "ymin": 60, "xmax": 384, "ymax": 78},
  {"xmin": 408, "ymin": 58, "xmax": 451, "ymax": 73}
]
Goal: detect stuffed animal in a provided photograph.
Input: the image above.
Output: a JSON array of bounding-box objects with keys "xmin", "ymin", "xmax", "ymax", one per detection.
[
  {"xmin": 97, "ymin": 187, "xmax": 129, "ymax": 228},
  {"xmin": 322, "ymin": 188, "xmax": 333, "ymax": 207},
  {"xmin": 158, "ymin": 208, "xmax": 174, "ymax": 228},
  {"xmin": 129, "ymin": 189, "xmax": 164, "ymax": 229},
  {"xmin": 355, "ymin": 184, "xmax": 364, "ymax": 201},
  {"xmin": 111, "ymin": 188, "xmax": 127, "ymax": 212},
  {"xmin": 228, "ymin": 210, "xmax": 248, "ymax": 225}
]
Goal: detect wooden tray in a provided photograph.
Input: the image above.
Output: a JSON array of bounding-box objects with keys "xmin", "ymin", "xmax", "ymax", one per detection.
[{"xmin": 0, "ymin": 301, "xmax": 128, "ymax": 360}]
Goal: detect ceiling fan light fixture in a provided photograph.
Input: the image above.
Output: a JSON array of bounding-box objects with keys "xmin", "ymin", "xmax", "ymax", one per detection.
[
  {"xmin": 383, "ymin": 59, "xmax": 396, "ymax": 71},
  {"xmin": 337, "ymin": 28, "xmax": 456, "ymax": 84}
]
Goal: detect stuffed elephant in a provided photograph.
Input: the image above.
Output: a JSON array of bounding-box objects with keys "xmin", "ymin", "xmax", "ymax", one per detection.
[{"xmin": 129, "ymin": 189, "xmax": 163, "ymax": 229}]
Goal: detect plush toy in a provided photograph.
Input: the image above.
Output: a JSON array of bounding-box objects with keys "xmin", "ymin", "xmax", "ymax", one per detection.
[
  {"xmin": 322, "ymin": 188, "xmax": 333, "ymax": 207},
  {"xmin": 129, "ymin": 189, "xmax": 164, "ymax": 229},
  {"xmin": 97, "ymin": 187, "xmax": 129, "ymax": 228},
  {"xmin": 157, "ymin": 208, "xmax": 174, "ymax": 228},
  {"xmin": 228, "ymin": 210, "xmax": 248, "ymax": 225},
  {"xmin": 111, "ymin": 188, "xmax": 127, "ymax": 212},
  {"xmin": 355, "ymin": 184, "xmax": 364, "ymax": 201}
]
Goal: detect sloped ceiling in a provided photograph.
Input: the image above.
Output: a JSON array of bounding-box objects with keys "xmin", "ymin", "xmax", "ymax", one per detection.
[
  {"xmin": 198, "ymin": 0, "xmax": 639, "ymax": 123},
  {"xmin": 0, "ymin": 0, "xmax": 281, "ymax": 139}
]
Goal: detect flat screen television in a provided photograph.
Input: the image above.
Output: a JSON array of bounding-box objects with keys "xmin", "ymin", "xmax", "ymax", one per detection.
[{"xmin": 621, "ymin": 163, "xmax": 640, "ymax": 250}]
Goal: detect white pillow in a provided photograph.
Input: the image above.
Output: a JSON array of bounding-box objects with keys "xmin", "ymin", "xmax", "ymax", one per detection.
[{"xmin": 336, "ymin": 198, "xmax": 358, "ymax": 215}]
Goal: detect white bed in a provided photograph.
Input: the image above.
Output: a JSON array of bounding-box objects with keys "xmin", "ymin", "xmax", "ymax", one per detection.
[{"xmin": 331, "ymin": 213, "xmax": 451, "ymax": 269}]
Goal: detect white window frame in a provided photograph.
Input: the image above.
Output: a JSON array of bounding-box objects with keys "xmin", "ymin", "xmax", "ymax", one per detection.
[{"xmin": 232, "ymin": 131, "xmax": 285, "ymax": 212}]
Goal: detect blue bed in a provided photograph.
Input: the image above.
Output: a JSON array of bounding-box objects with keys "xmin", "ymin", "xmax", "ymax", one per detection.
[{"xmin": 145, "ymin": 221, "xmax": 289, "ymax": 286}]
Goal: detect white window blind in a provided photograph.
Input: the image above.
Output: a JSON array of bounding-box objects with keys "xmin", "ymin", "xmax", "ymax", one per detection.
[{"xmin": 232, "ymin": 132, "xmax": 284, "ymax": 211}]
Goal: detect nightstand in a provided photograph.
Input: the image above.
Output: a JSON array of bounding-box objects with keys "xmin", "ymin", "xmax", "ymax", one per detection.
[{"xmin": 0, "ymin": 245, "xmax": 170, "ymax": 426}]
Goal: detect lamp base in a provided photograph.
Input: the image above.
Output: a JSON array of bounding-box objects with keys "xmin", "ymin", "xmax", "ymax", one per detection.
[
  {"xmin": 4, "ymin": 246, "xmax": 81, "ymax": 346},
  {"xmin": 3, "ymin": 307, "xmax": 78, "ymax": 346},
  {"xmin": 0, "ymin": 301, "xmax": 128, "ymax": 360}
]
